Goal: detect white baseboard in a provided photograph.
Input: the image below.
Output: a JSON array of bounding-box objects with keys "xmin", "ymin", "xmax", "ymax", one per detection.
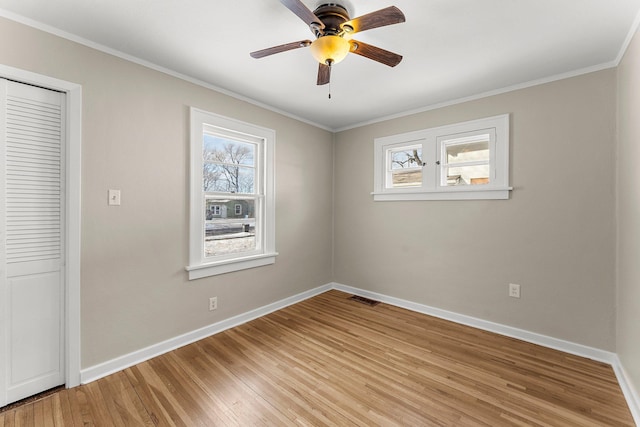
[
  {"xmin": 331, "ymin": 282, "xmax": 640, "ymax": 426},
  {"xmin": 80, "ymin": 283, "xmax": 332, "ymax": 384},
  {"xmin": 612, "ymin": 355, "xmax": 640, "ymax": 425}
]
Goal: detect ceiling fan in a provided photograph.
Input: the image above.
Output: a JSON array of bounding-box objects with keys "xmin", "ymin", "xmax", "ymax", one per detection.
[{"xmin": 250, "ymin": 0, "xmax": 406, "ymax": 86}]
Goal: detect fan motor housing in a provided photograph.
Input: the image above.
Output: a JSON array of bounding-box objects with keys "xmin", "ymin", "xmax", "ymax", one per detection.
[{"xmin": 312, "ymin": 3, "xmax": 350, "ymax": 36}]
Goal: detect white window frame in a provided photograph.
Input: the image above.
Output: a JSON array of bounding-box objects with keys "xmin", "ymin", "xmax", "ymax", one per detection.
[
  {"xmin": 372, "ymin": 114, "xmax": 511, "ymax": 201},
  {"xmin": 186, "ymin": 108, "xmax": 277, "ymax": 279}
]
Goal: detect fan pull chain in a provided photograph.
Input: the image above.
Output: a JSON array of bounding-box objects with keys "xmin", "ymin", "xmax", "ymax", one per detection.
[{"xmin": 328, "ymin": 62, "xmax": 332, "ymax": 99}]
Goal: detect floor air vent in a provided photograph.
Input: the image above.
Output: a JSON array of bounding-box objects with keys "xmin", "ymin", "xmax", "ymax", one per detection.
[{"xmin": 349, "ymin": 295, "xmax": 381, "ymax": 307}]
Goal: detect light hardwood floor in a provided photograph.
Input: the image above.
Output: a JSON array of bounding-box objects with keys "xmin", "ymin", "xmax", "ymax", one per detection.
[{"xmin": 0, "ymin": 290, "xmax": 634, "ymax": 426}]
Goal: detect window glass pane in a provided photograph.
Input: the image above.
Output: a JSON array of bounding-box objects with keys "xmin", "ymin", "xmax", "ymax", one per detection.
[
  {"xmin": 445, "ymin": 165, "xmax": 490, "ymax": 186},
  {"xmin": 390, "ymin": 147, "xmax": 423, "ymax": 170},
  {"xmin": 391, "ymin": 170, "xmax": 422, "ymax": 187},
  {"xmin": 387, "ymin": 145, "xmax": 423, "ymax": 188},
  {"xmin": 204, "ymin": 135, "xmax": 255, "ymax": 166},
  {"xmin": 445, "ymin": 137, "xmax": 489, "ymax": 165},
  {"xmin": 203, "ymin": 164, "xmax": 255, "ymax": 193},
  {"xmin": 203, "ymin": 135, "xmax": 255, "ymax": 193},
  {"xmin": 205, "ymin": 198, "xmax": 256, "ymax": 257}
]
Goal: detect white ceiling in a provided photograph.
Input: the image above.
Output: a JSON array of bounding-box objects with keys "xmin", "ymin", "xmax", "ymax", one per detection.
[{"xmin": 1, "ymin": 0, "xmax": 639, "ymax": 130}]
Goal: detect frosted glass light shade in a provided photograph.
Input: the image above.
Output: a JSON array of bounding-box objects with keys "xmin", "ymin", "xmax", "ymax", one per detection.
[{"xmin": 309, "ymin": 36, "xmax": 350, "ymax": 65}]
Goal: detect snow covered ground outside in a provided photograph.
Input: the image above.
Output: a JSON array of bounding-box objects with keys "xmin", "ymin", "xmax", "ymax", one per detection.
[{"xmin": 204, "ymin": 233, "xmax": 255, "ymax": 257}]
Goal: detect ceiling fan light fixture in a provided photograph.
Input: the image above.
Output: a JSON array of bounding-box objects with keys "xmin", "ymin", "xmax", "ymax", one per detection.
[{"xmin": 310, "ymin": 35, "xmax": 350, "ymax": 65}]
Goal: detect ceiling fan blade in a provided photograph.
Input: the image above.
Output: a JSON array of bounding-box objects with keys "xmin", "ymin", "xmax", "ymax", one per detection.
[
  {"xmin": 250, "ymin": 40, "xmax": 312, "ymax": 59},
  {"xmin": 280, "ymin": 0, "xmax": 325, "ymax": 29},
  {"xmin": 349, "ymin": 40, "xmax": 403, "ymax": 67},
  {"xmin": 342, "ymin": 6, "xmax": 405, "ymax": 34},
  {"xmin": 317, "ymin": 63, "xmax": 331, "ymax": 85}
]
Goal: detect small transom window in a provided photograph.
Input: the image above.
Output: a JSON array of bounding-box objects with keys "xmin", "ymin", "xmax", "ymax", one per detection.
[{"xmin": 373, "ymin": 114, "xmax": 511, "ymax": 201}]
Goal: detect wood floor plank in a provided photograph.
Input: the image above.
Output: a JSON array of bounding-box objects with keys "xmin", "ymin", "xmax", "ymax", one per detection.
[
  {"xmin": 48, "ymin": 394, "xmax": 67, "ymax": 427},
  {"xmin": 13, "ymin": 403, "xmax": 32, "ymax": 427},
  {"xmin": 2, "ymin": 410, "xmax": 14, "ymax": 427},
  {"xmin": 1, "ymin": 289, "xmax": 635, "ymax": 426},
  {"xmin": 81, "ymin": 381, "xmax": 116, "ymax": 426},
  {"xmin": 125, "ymin": 364, "xmax": 187, "ymax": 426},
  {"xmin": 97, "ymin": 371, "xmax": 154, "ymax": 426},
  {"xmin": 242, "ymin": 315, "xmax": 459, "ymax": 425},
  {"xmin": 31, "ymin": 398, "xmax": 53, "ymax": 427},
  {"xmin": 173, "ymin": 342, "xmax": 292, "ymax": 425},
  {"xmin": 163, "ymin": 349, "xmax": 251, "ymax": 425},
  {"xmin": 61, "ymin": 388, "xmax": 84, "ymax": 427},
  {"xmin": 282, "ymin": 299, "xmax": 524, "ymax": 425},
  {"xmin": 128, "ymin": 354, "xmax": 234, "ymax": 426},
  {"xmin": 198, "ymin": 330, "xmax": 355, "ymax": 425}
]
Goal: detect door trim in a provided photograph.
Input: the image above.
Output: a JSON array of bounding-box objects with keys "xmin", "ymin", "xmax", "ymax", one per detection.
[{"xmin": 0, "ymin": 64, "xmax": 82, "ymax": 394}]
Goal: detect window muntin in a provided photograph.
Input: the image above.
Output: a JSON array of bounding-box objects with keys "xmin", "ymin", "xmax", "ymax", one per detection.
[
  {"xmin": 188, "ymin": 108, "xmax": 276, "ymax": 279},
  {"xmin": 373, "ymin": 114, "xmax": 510, "ymax": 201}
]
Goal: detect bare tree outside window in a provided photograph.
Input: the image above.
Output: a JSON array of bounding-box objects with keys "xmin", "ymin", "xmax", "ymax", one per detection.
[
  {"xmin": 391, "ymin": 148, "xmax": 423, "ymax": 169},
  {"xmin": 203, "ymin": 135, "xmax": 255, "ymax": 194}
]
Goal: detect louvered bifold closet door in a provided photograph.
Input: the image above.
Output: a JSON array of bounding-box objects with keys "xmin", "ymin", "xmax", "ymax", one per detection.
[
  {"xmin": 6, "ymin": 85, "xmax": 63, "ymax": 266},
  {"xmin": 0, "ymin": 78, "xmax": 65, "ymax": 406}
]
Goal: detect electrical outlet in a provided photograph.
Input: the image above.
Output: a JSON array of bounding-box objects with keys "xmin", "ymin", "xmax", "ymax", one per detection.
[
  {"xmin": 209, "ymin": 297, "xmax": 217, "ymax": 311},
  {"xmin": 509, "ymin": 283, "xmax": 521, "ymax": 298}
]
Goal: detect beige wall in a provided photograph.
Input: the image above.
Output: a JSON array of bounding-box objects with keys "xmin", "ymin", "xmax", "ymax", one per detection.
[
  {"xmin": 0, "ymin": 17, "xmax": 334, "ymax": 367},
  {"xmin": 334, "ymin": 70, "xmax": 617, "ymax": 351},
  {"xmin": 617, "ymin": 27, "xmax": 640, "ymax": 398}
]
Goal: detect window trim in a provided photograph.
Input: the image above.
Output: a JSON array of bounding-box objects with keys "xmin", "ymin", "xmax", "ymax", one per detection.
[
  {"xmin": 372, "ymin": 114, "xmax": 511, "ymax": 201},
  {"xmin": 186, "ymin": 108, "xmax": 277, "ymax": 279}
]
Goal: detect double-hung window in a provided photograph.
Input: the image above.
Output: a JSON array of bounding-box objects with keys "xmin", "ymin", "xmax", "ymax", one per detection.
[
  {"xmin": 373, "ymin": 114, "xmax": 511, "ymax": 200},
  {"xmin": 187, "ymin": 108, "xmax": 276, "ymax": 279}
]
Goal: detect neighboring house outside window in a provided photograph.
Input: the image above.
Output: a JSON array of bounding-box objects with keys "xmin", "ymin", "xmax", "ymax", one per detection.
[
  {"xmin": 187, "ymin": 108, "xmax": 276, "ymax": 279},
  {"xmin": 372, "ymin": 114, "xmax": 511, "ymax": 201}
]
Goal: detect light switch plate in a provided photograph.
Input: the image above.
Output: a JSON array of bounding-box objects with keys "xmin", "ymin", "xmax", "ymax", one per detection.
[{"xmin": 108, "ymin": 189, "xmax": 121, "ymax": 206}]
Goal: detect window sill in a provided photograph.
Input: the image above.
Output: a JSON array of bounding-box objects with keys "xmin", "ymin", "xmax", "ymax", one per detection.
[
  {"xmin": 371, "ymin": 187, "xmax": 512, "ymax": 201},
  {"xmin": 186, "ymin": 252, "xmax": 278, "ymax": 280}
]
